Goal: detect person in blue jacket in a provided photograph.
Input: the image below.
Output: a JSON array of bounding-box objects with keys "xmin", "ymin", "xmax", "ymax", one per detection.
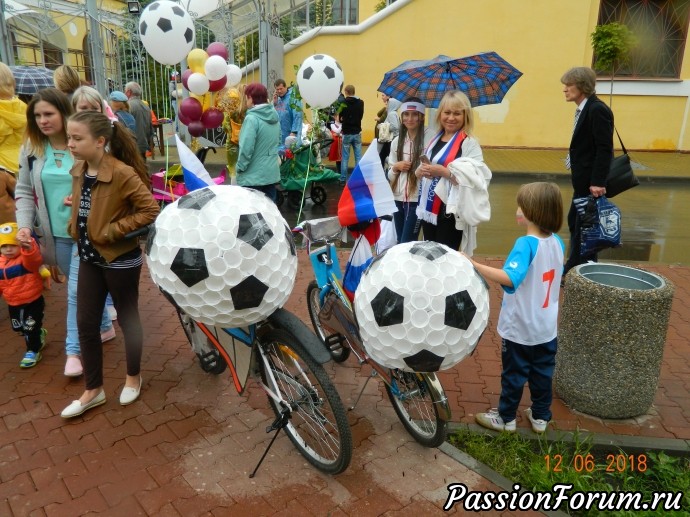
[
  {"xmin": 273, "ymin": 79, "xmax": 302, "ymax": 146},
  {"xmin": 236, "ymin": 83, "xmax": 281, "ymax": 202}
]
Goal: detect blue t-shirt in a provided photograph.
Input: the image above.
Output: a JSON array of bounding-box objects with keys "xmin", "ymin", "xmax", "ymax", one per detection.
[{"xmin": 41, "ymin": 144, "xmax": 74, "ymax": 238}]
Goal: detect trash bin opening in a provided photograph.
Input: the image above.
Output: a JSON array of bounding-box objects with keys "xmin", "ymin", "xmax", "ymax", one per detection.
[{"xmin": 578, "ymin": 264, "xmax": 664, "ymax": 291}]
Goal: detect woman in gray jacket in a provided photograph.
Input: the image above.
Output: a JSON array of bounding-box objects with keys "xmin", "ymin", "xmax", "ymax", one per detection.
[{"xmin": 236, "ymin": 83, "xmax": 281, "ymax": 202}]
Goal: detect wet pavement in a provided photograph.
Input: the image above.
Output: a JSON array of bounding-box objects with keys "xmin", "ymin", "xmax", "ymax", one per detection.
[{"xmin": 0, "ymin": 148, "xmax": 688, "ymax": 515}]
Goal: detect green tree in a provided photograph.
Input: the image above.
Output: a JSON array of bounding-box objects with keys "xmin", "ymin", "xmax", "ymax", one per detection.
[{"xmin": 591, "ymin": 22, "xmax": 637, "ymax": 105}]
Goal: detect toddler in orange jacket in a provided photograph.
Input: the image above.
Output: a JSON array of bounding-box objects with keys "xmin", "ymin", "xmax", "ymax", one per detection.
[{"xmin": 0, "ymin": 222, "xmax": 47, "ymax": 368}]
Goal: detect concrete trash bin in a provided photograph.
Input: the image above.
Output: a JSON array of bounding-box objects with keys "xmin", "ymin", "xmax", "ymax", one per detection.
[{"xmin": 554, "ymin": 263, "xmax": 675, "ymax": 419}]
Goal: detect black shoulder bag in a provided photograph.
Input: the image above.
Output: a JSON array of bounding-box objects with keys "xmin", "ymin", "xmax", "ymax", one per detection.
[{"xmin": 606, "ymin": 128, "xmax": 640, "ymax": 198}]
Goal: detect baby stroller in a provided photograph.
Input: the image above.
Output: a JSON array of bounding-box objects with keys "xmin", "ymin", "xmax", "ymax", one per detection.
[
  {"xmin": 277, "ymin": 137, "xmax": 339, "ymax": 210},
  {"xmin": 151, "ymin": 146, "xmax": 226, "ymax": 205}
]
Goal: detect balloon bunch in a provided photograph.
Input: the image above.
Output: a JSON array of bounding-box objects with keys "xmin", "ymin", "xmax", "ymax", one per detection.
[{"xmin": 178, "ymin": 42, "xmax": 243, "ymax": 137}]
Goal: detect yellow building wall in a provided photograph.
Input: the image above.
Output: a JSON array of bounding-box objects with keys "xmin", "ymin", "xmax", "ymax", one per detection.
[{"xmin": 281, "ymin": 0, "xmax": 690, "ymax": 152}]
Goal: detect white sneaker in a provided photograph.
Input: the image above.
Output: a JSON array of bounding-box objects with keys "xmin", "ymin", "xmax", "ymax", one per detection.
[
  {"xmin": 525, "ymin": 408, "xmax": 549, "ymax": 433},
  {"xmin": 475, "ymin": 409, "xmax": 516, "ymax": 432}
]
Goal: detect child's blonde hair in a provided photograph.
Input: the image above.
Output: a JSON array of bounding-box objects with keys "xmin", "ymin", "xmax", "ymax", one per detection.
[{"xmin": 516, "ymin": 182, "xmax": 563, "ymax": 234}]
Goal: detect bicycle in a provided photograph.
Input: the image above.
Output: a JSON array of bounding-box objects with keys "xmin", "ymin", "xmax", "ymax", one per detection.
[
  {"xmin": 295, "ymin": 217, "xmax": 451, "ymax": 447},
  {"xmin": 132, "ymin": 226, "xmax": 353, "ymax": 476}
]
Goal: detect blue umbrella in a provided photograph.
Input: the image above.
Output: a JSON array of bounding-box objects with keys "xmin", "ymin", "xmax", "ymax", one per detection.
[
  {"xmin": 9, "ymin": 66, "xmax": 54, "ymax": 96},
  {"xmin": 377, "ymin": 52, "xmax": 522, "ymax": 108}
]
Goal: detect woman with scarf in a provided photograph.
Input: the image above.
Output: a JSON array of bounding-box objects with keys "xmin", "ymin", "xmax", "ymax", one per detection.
[{"xmin": 415, "ymin": 90, "xmax": 483, "ymax": 250}]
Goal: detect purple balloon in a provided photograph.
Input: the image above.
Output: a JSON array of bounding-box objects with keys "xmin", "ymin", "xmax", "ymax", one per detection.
[
  {"xmin": 177, "ymin": 109, "xmax": 191, "ymax": 126},
  {"xmin": 208, "ymin": 76, "xmax": 227, "ymax": 92},
  {"xmin": 206, "ymin": 42, "xmax": 229, "ymax": 60},
  {"xmin": 201, "ymin": 108, "xmax": 224, "ymax": 129},
  {"xmin": 179, "ymin": 97, "xmax": 203, "ymax": 121},
  {"xmin": 181, "ymin": 69, "xmax": 193, "ymax": 90},
  {"xmin": 188, "ymin": 120, "xmax": 205, "ymax": 137}
]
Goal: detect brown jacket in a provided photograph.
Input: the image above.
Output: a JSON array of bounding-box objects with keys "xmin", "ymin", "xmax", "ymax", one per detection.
[{"xmin": 68, "ymin": 154, "xmax": 159, "ymax": 263}]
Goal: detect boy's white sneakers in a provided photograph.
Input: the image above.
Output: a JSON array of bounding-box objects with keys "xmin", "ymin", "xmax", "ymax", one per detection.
[
  {"xmin": 525, "ymin": 408, "xmax": 549, "ymax": 433},
  {"xmin": 475, "ymin": 409, "xmax": 516, "ymax": 432}
]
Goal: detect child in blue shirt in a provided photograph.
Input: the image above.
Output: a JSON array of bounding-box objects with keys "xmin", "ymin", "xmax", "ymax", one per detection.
[{"xmin": 468, "ymin": 182, "xmax": 565, "ymax": 433}]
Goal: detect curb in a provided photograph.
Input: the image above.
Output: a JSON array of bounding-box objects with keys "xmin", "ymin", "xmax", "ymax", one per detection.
[{"xmin": 447, "ymin": 422, "xmax": 690, "ymax": 458}]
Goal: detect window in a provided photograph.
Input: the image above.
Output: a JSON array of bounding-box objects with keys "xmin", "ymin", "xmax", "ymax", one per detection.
[{"xmin": 596, "ymin": 0, "xmax": 690, "ymax": 78}]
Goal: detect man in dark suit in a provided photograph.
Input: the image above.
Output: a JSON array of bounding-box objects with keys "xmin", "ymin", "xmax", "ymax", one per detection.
[{"xmin": 561, "ymin": 67, "xmax": 613, "ymax": 277}]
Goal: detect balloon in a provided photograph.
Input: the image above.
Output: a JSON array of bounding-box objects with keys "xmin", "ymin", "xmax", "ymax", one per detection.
[
  {"xmin": 180, "ymin": 97, "xmax": 203, "ymax": 121},
  {"xmin": 187, "ymin": 120, "xmax": 205, "ymax": 137},
  {"xmin": 226, "ymin": 64, "xmax": 242, "ymax": 88},
  {"xmin": 191, "ymin": 92, "xmax": 211, "ymax": 111},
  {"xmin": 181, "ymin": 69, "xmax": 193, "ymax": 90},
  {"xmin": 177, "ymin": 109, "xmax": 191, "ymax": 126},
  {"xmin": 296, "ymin": 54, "xmax": 345, "ymax": 109},
  {"xmin": 187, "ymin": 72, "xmax": 210, "ymax": 95},
  {"xmin": 208, "ymin": 76, "xmax": 227, "ymax": 92},
  {"xmin": 205, "ymin": 55, "xmax": 228, "ymax": 81},
  {"xmin": 201, "ymin": 108, "xmax": 224, "ymax": 129},
  {"xmin": 187, "ymin": 48, "xmax": 209, "ymax": 73},
  {"xmin": 138, "ymin": 1, "xmax": 195, "ymax": 65},
  {"xmin": 206, "ymin": 42, "xmax": 229, "ymax": 60}
]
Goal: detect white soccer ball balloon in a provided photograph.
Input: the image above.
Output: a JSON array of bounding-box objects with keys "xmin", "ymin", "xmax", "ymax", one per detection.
[
  {"xmin": 138, "ymin": 1, "xmax": 195, "ymax": 65},
  {"xmin": 146, "ymin": 185, "xmax": 298, "ymax": 327},
  {"xmin": 354, "ymin": 241, "xmax": 489, "ymax": 372},
  {"xmin": 296, "ymin": 54, "xmax": 344, "ymax": 109}
]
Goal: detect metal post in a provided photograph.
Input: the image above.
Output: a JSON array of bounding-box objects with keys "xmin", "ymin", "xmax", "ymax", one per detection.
[
  {"xmin": 86, "ymin": 0, "xmax": 107, "ymax": 93},
  {"xmin": 0, "ymin": 0, "xmax": 15, "ymax": 66}
]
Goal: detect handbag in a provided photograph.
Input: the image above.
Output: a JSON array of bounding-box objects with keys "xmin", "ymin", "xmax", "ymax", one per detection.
[
  {"xmin": 606, "ymin": 128, "xmax": 640, "ymax": 198},
  {"xmin": 377, "ymin": 122, "xmax": 392, "ymax": 143},
  {"xmin": 575, "ymin": 195, "xmax": 622, "ymax": 256}
]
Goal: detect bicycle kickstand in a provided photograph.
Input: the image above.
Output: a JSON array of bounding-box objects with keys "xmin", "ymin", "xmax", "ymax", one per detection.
[
  {"xmin": 249, "ymin": 405, "xmax": 292, "ymax": 478},
  {"xmin": 349, "ymin": 369, "xmax": 378, "ymax": 411}
]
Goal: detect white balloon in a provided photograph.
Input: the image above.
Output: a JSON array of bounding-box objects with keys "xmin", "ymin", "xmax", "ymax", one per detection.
[
  {"xmin": 146, "ymin": 185, "xmax": 298, "ymax": 327},
  {"xmin": 226, "ymin": 64, "xmax": 242, "ymax": 87},
  {"xmin": 138, "ymin": 1, "xmax": 195, "ymax": 65},
  {"xmin": 187, "ymin": 72, "xmax": 210, "ymax": 95},
  {"xmin": 354, "ymin": 241, "xmax": 490, "ymax": 372},
  {"xmin": 205, "ymin": 55, "xmax": 228, "ymax": 81},
  {"xmin": 296, "ymin": 54, "xmax": 344, "ymax": 109}
]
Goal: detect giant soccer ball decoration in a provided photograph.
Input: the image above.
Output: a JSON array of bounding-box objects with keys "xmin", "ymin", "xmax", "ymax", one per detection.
[
  {"xmin": 139, "ymin": 1, "xmax": 195, "ymax": 65},
  {"xmin": 354, "ymin": 241, "xmax": 489, "ymax": 372},
  {"xmin": 146, "ymin": 185, "xmax": 298, "ymax": 327},
  {"xmin": 296, "ymin": 54, "xmax": 344, "ymax": 109}
]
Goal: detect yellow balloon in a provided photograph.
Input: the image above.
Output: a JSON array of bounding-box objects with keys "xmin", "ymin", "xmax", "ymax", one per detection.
[
  {"xmin": 187, "ymin": 48, "xmax": 209, "ymax": 73},
  {"xmin": 191, "ymin": 92, "xmax": 212, "ymax": 111}
]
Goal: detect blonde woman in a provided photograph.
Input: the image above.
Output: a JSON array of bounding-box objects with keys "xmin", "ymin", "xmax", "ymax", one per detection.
[
  {"xmin": 53, "ymin": 65, "xmax": 81, "ymax": 99},
  {"xmin": 0, "ymin": 63, "xmax": 26, "ymax": 223},
  {"xmin": 415, "ymin": 90, "xmax": 483, "ymax": 250}
]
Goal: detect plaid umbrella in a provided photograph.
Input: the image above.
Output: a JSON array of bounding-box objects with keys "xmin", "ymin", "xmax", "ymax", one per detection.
[
  {"xmin": 9, "ymin": 66, "xmax": 55, "ymax": 96},
  {"xmin": 377, "ymin": 52, "xmax": 522, "ymax": 108}
]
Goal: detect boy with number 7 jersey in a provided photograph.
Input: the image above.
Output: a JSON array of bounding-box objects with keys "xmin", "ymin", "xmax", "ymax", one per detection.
[{"xmin": 467, "ymin": 182, "xmax": 565, "ymax": 434}]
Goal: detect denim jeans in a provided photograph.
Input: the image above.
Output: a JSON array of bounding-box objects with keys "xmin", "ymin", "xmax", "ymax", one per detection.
[
  {"xmin": 247, "ymin": 184, "xmax": 277, "ymax": 204},
  {"xmin": 393, "ymin": 201, "xmax": 420, "ymax": 243},
  {"xmin": 54, "ymin": 238, "xmax": 112, "ymax": 356},
  {"xmin": 498, "ymin": 337, "xmax": 557, "ymax": 423},
  {"xmin": 341, "ymin": 133, "xmax": 362, "ymax": 181}
]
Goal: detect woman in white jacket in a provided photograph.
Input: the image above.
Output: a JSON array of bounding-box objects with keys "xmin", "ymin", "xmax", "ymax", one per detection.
[{"xmin": 388, "ymin": 98, "xmax": 432, "ymax": 243}]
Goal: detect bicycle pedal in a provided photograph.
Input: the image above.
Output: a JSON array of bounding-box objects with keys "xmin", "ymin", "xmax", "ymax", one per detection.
[{"xmin": 325, "ymin": 333, "xmax": 346, "ymax": 348}]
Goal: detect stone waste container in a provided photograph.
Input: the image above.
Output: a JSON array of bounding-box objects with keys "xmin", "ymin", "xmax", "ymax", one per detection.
[{"xmin": 554, "ymin": 263, "xmax": 675, "ymax": 419}]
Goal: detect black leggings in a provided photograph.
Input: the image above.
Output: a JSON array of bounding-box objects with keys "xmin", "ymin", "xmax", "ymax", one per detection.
[{"xmin": 420, "ymin": 203, "xmax": 463, "ymax": 250}]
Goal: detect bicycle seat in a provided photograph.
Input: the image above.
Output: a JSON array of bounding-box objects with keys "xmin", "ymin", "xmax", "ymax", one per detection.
[{"xmin": 303, "ymin": 217, "xmax": 344, "ymax": 243}]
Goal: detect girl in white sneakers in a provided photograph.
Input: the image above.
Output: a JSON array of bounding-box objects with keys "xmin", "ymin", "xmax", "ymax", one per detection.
[{"xmin": 468, "ymin": 182, "xmax": 565, "ymax": 433}]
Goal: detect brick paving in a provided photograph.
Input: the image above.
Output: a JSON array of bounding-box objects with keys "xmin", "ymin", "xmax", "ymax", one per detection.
[{"xmin": 1, "ymin": 248, "xmax": 688, "ymax": 515}]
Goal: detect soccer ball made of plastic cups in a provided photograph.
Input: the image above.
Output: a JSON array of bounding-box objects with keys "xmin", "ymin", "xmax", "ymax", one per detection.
[
  {"xmin": 296, "ymin": 54, "xmax": 345, "ymax": 109},
  {"xmin": 146, "ymin": 185, "xmax": 298, "ymax": 327},
  {"xmin": 354, "ymin": 241, "xmax": 489, "ymax": 372}
]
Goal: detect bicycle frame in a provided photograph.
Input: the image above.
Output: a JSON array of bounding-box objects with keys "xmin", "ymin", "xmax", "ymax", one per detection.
[{"xmin": 301, "ymin": 224, "xmax": 451, "ymax": 422}]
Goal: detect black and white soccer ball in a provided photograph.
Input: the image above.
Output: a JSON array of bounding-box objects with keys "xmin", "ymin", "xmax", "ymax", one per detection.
[
  {"xmin": 296, "ymin": 54, "xmax": 344, "ymax": 109},
  {"xmin": 354, "ymin": 241, "xmax": 489, "ymax": 372},
  {"xmin": 146, "ymin": 185, "xmax": 298, "ymax": 327},
  {"xmin": 138, "ymin": 1, "xmax": 195, "ymax": 66}
]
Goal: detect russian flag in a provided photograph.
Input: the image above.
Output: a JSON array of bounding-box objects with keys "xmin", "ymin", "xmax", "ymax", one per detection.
[
  {"xmin": 175, "ymin": 135, "xmax": 215, "ymax": 191},
  {"xmin": 342, "ymin": 235, "xmax": 373, "ymax": 301},
  {"xmin": 338, "ymin": 140, "xmax": 396, "ymax": 227}
]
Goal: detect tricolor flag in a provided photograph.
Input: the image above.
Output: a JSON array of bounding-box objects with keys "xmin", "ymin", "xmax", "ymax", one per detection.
[
  {"xmin": 338, "ymin": 140, "xmax": 397, "ymax": 226},
  {"xmin": 175, "ymin": 135, "xmax": 215, "ymax": 191}
]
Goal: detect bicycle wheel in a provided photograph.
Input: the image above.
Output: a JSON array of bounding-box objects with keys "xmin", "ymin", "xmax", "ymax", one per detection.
[
  {"xmin": 259, "ymin": 328, "xmax": 352, "ymax": 474},
  {"xmin": 385, "ymin": 369, "xmax": 447, "ymax": 447},
  {"xmin": 306, "ymin": 281, "xmax": 350, "ymax": 363},
  {"xmin": 310, "ymin": 185, "xmax": 327, "ymax": 205},
  {"xmin": 176, "ymin": 310, "xmax": 227, "ymax": 374}
]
